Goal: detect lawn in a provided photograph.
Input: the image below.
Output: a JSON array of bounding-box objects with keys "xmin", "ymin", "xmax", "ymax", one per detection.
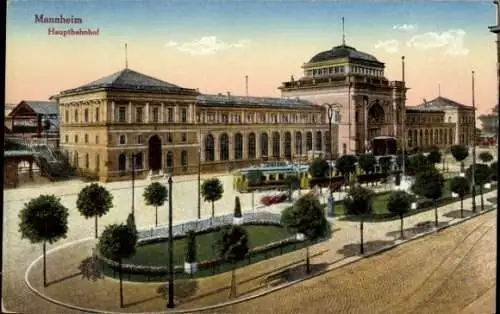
[{"xmin": 123, "ymin": 224, "xmax": 293, "ymax": 267}]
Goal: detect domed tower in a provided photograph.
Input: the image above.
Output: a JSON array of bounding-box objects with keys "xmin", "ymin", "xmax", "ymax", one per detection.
[{"xmin": 279, "ymin": 26, "xmax": 406, "ymax": 155}]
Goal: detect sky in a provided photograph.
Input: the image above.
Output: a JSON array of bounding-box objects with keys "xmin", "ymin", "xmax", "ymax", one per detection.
[{"xmin": 5, "ymin": 0, "xmax": 499, "ymax": 116}]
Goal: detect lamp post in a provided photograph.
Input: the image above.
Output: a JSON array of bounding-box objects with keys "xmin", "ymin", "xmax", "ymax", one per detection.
[
  {"xmin": 131, "ymin": 153, "xmax": 136, "ymax": 216},
  {"xmin": 166, "ymin": 174, "xmax": 174, "ymax": 308},
  {"xmin": 471, "ymin": 71, "xmax": 477, "ymax": 213},
  {"xmin": 197, "ymin": 130, "xmax": 201, "ymax": 220},
  {"xmin": 324, "ymin": 103, "xmax": 340, "ymax": 218}
]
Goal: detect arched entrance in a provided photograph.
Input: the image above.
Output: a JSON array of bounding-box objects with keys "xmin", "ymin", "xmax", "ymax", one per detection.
[{"xmin": 148, "ymin": 135, "xmax": 162, "ymax": 172}]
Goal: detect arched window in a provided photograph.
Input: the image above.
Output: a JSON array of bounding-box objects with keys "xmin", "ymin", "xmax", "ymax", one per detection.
[
  {"xmin": 324, "ymin": 131, "xmax": 331, "ymax": 154},
  {"xmin": 284, "ymin": 132, "xmax": 292, "ymax": 159},
  {"xmin": 424, "ymin": 129, "xmax": 429, "ymax": 146},
  {"xmin": 419, "ymin": 129, "xmax": 423, "ymax": 146},
  {"xmin": 84, "ymin": 153, "xmax": 89, "ymax": 169},
  {"xmin": 306, "ymin": 131, "xmax": 313, "ymax": 151},
  {"xmin": 295, "ymin": 132, "xmax": 302, "ymax": 156},
  {"xmin": 119, "ymin": 134, "xmax": 126, "ymax": 145},
  {"xmin": 204, "ymin": 134, "xmax": 214, "ymax": 161},
  {"xmin": 84, "ymin": 134, "xmax": 88, "ymax": 143},
  {"xmin": 134, "ymin": 152, "xmax": 143, "ymax": 170},
  {"xmin": 315, "ymin": 131, "xmax": 322, "ymax": 151},
  {"xmin": 74, "ymin": 151, "xmax": 79, "ymax": 167},
  {"xmin": 248, "ymin": 133, "xmax": 256, "ymax": 159},
  {"xmin": 95, "ymin": 154, "xmax": 100, "ymax": 171},
  {"xmin": 219, "ymin": 133, "xmax": 229, "ymax": 161},
  {"xmin": 408, "ymin": 130, "xmax": 413, "ymax": 147},
  {"xmin": 449, "ymin": 128, "xmax": 453, "ymax": 144},
  {"xmin": 272, "ymin": 132, "xmax": 280, "ymax": 158},
  {"xmin": 74, "ymin": 110, "xmax": 78, "ymax": 123},
  {"xmin": 166, "ymin": 151, "xmax": 174, "ymax": 171},
  {"xmin": 181, "ymin": 150, "xmax": 188, "ymax": 170},
  {"xmin": 234, "ymin": 133, "xmax": 243, "ymax": 160},
  {"xmin": 260, "ymin": 133, "xmax": 268, "ymax": 157},
  {"xmin": 118, "ymin": 153, "xmax": 126, "ymax": 171}
]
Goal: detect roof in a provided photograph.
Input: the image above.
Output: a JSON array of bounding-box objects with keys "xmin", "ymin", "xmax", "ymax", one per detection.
[
  {"xmin": 406, "ymin": 106, "xmax": 444, "ymax": 113},
  {"xmin": 414, "ymin": 96, "xmax": 472, "ymax": 110},
  {"xmin": 8, "ymin": 101, "xmax": 59, "ymax": 117},
  {"xmin": 55, "ymin": 68, "xmax": 198, "ymax": 96},
  {"xmin": 308, "ymin": 44, "xmax": 383, "ymax": 66},
  {"xmin": 4, "ymin": 103, "xmax": 17, "ymax": 116},
  {"xmin": 196, "ymin": 94, "xmax": 317, "ymax": 109}
]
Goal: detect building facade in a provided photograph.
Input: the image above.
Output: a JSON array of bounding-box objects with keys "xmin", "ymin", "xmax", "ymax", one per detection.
[
  {"xmin": 52, "ymin": 69, "xmax": 336, "ymax": 182},
  {"xmin": 279, "ymin": 43, "xmax": 474, "ymax": 154}
]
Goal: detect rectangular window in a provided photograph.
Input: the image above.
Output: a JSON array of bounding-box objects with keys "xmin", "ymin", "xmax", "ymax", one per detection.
[
  {"xmin": 181, "ymin": 108, "xmax": 187, "ymax": 123},
  {"xmin": 84, "ymin": 109, "xmax": 89, "ymax": 123},
  {"xmin": 118, "ymin": 107, "xmax": 126, "ymax": 122},
  {"xmin": 136, "ymin": 107, "xmax": 143, "ymax": 122},
  {"xmin": 65, "ymin": 110, "xmax": 69, "ymax": 123},
  {"xmin": 136, "ymin": 135, "xmax": 144, "ymax": 144},
  {"xmin": 166, "ymin": 107, "xmax": 173, "ymax": 122},
  {"xmin": 167, "ymin": 132, "xmax": 173, "ymax": 143},
  {"xmin": 65, "ymin": 135, "xmax": 68, "ymax": 143},
  {"xmin": 181, "ymin": 132, "xmax": 187, "ymax": 142},
  {"xmin": 152, "ymin": 107, "xmax": 159, "ymax": 122},
  {"xmin": 95, "ymin": 135, "xmax": 99, "ymax": 144},
  {"xmin": 95, "ymin": 108, "xmax": 99, "ymax": 122}
]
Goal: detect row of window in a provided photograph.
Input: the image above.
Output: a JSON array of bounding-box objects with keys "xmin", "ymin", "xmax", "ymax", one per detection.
[
  {"xmin": 64, "ymin": 107, "xmax": 100, "ymax": 124},
  {"xmin": 406, "ymin": 114, "xmax": 444, "ymax": 124},
  {"xmin": 407, "ymin": 128, "xmax": 456, "ymax": 147},
  {"xmin": 116, "ymin": 151, "xmax": 189, "ymax": 171},
  {"xmin": 65, "ymin": 134, "xmax": 100, "ymax": 144},
  {"xmin": 115, "ymin": 106, "xmax": 188, "ymax": 123},
  {"xmin": 199, "ymin": 111, "xmax": 324, "ymax": 124},
  {"xmin": 116, "ymin": 132, "xmax": 186, "ymax": 145},
  {"xmin": 305, "ymin": 66, "xmax": 384, "ymax": 78},
  {"xmin": 202, "ymin": 131, "xmax": 331, "ymax": 161}
]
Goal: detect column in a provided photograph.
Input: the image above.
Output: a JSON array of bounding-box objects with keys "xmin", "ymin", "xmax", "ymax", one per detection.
[
  {"xmin": 199, "ymin": 131, "xmax": 205, "ymax": 163},
  {"xmin": 110, "ymin": 101, "xmax": 115, "ymax": 122},
  {"xmin": 364, "ymin": 99, "xmax": 369, "ymax": 149},
  {"xmin": 145, "ymin": 102, "xmax": 150, "ymax": 123},
  {"xmin": 228, "ymin": 132, "xmax": 234, "ymax": 160},
  {"xmin": 255, "ymin": 132, "xmax": 261, "ymax": 158},
  {"xmin": 160, "ymin": 103, "xmax": 164, "ymax": 123},
  {"xmin": 242, "ymin": 132, "xmax": 248, "ymax": 159},
  {"xmin": 174, "ymin": 104, "xmax": 179, "ymax": 122},
  {"xmin": 214, "ymin": 132, "xmax": 220, "ymax": 161},
  {"xmin": 128, "ymin": 102, "xmax": 132, "ymax": 123}
]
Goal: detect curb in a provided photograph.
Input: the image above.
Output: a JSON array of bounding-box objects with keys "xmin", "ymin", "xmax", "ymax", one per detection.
[{"xmin": 23, "ymin": 204, "xmax": 497, "ymax": 314}]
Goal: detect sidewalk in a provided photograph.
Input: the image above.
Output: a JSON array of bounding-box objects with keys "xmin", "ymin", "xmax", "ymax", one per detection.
[{"xmin": 25, "ymin": 190, "xmax": 498, "ymax": 313}]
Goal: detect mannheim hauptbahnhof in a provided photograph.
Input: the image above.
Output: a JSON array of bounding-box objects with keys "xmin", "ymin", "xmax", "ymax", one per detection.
[{"xmin": 6, "ymin": 41, "xmax": 476, "ymax": 183}]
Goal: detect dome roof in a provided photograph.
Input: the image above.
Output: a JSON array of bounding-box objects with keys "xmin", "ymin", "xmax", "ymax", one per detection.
[{"xmin": 308, "ymin": 45, "xmax": 381, "ymax": 64}]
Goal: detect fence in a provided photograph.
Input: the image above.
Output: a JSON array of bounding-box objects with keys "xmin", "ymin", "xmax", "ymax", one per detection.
[{"xmin": 137, "ymin": 211, "xmax": 282, "ymax": 241}]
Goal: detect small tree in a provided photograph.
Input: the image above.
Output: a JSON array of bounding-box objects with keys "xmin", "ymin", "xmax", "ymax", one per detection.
[
  {"xmin": 379, "ymin": 156, "xmax": 392, "ymax": 176},
  {"xmin": 343, "ymin": 185, "xmax": 374, "ymax": 254},
  {"xmin": 98, "ymin": 223, "xmax": 137, "ymax": 308},
  {"xmin": 201, "ymin": 178, "xmax": 224, "ymax": 219},
  {"xmin": 308, "ymin": 158, "xmax": 329, "ymax": 178},
  {"xmin": 143, "ymin": 182, "xmax": 168, "ymax": 227},
  {"xmin": 491, "ymin": 161, "xmax": 498, "ymax": 181},
  {"xmin": 335, "ymin": 155, "xmax": 358, "ymax": 180},
  {"xmin": 449, "ymin": 176, "xmax": 471, "ymax": 218},
  {"xmin": 246, "ymin": 170, "xmax": 264, "ymax": 210},
  {"xmin": 387, "ymin": 191, "xmax": 412, "ymax": 239},
  {"xmin": 466, "ymin": 163, "xmax": 492, "ymax": 211},
  {"xmin": 284, "ymin": 174, "xmax": 300, "ymax": 201},
  {"xmin": 479, "ymin": 151, "xmax": 494, "ymax": 163},
  {"xmin": 18, "ymin": 195, "xmax": 69, "ymax": 287},
  {"xmin": 427, "ymin": 150, "xmax": 442, "ymax": 165},
  {"xmin": 126, "ymin": 212, "xmax": 138, "ymax": 241},
  {"xmin": 281, "ymin": 194, "xmax": 330, "ymax": 273},
  {"xmin": 450, "ymin": 145, "xmax": 469, "ymax": 173},
  {"xmin": 185, "ymin": 231, "xmax": 197, "ymax": 265},
  {"xmin": 217, "ymin": 225, "xmax": 249, "ymax": 299},
  {"xmin": 76, "ymin": 183, "xmax": 113, "ymax": 238},
  {"xmin": 407, "ymin": 153, "xmax": 433, "ymax": 176},
  {"xmin": 411, "ymin": 169, "xmax": 445, "ymax": 228},
  {"xmin": 234, "ymin": 196, "xmax": 242, "ymax": 218},
  {"xmin": 358, "ymin": 154, "xmax": 376, "ymax": 174}
]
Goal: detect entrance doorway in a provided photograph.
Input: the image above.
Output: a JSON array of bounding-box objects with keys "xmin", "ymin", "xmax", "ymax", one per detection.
[{"xmin": 148, "ymin": 135, "xmax": 162, "ymax": 172}]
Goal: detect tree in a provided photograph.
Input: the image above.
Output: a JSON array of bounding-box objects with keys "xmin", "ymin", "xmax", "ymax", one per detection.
[
  {"xmin": 466, "ymin": 163, "xmax": 492, "ymax": 211},
  {"xmin": 234, "ymin": 196, "xmax": 242, "ymax": 218},
  {"xmin": 479, "ymin": 151, "xmax": 494, "ymax": 163},
  {"xmin": 450, "ymin": 145, "xmax": 469, "ymax": 173},
  {"xmin": 143, "ymin": 182, "xmax": 168, "ymax": 227},
  {"xmin": 246, "ymin": 170, "xmax": 264, "ymax": 210},
  {"xmin": 201, "ymin": 178, "xmax": 224, "ymax": 219},
  {"xmin": 284, "ymin": 174, "xmax": 300, "ymax": 201},
  {"xmin": 185, "ymin": 231, "xmax": 197, "ymax": 267},
  {"xmin": 281, "ymin": 194, "xmax": 330, "ymax": 273},
  {"xmin": 358, "ymin": 154, "xmax": 376, "ymax": 174},
  {"xmin": 76, "ymin": 183, "xmax": 113, "ymax": 238},
  {"xmin": 379, "ymin": 156, "xmax": 392, "ymax": 175},
  {"xmin": 98, "ymin": 223, "xmax": 137, "ymax": 308},
  {"xmin": 491, "ymin": 161, "xmax": 498, "ymax": 181},
  {"xmin": 427, "ymin": 149, "xmax": 442, "ymax": 165},
  {"xmin": 217, "ymin": 225, "xmax": 249, "ymax": 299},
  {"xmin": 343, "ymin": 185, "xmax": 374, "ymax": 254},
  {"xmin": 18, "ymin": 195, "xmax": 69, "ymax": 287},
  {"xmin": 308, "ymin": 157, "xmax": 329, "ymax": 178},
  {"xmin": 335, "ymin": 155, "xmax": 358, "ymax": 179},
  {"xmin": 411, "ymin": 169, "xmax": 445, "ymax": 228},
  {"xmin": 449, "ymin": 176, "xmax": 471, "ymax": 218},
  {"xmin": 126, "ymin": 212, "xmax": 138, "ymax": 241},
  {"xmin": 387, "ymin": 191, "xmax": 412, "ymax": 239},
  {"xmin": 407, "ymin": 153, "xmax": 433, "ymax": 176}
]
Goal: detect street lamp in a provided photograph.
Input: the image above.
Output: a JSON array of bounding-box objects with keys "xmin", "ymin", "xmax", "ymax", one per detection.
[
  {"xmin": 131, "ymin": 152, "xmax": 136, "ymax": 216},
  {"xmin": 324, "ymin": 103, "xmax": 341, "ymax": 218},
  {"xmin": 197, "ymin": 130, "xmax": 202, "ymax": 220},
  {"xmin": 166, "ymin": 173, "xmax": 175, "ymax": 308},
  {"xmin": 471, "ymin": 71, "xmax": 477, "ymax": 213}
]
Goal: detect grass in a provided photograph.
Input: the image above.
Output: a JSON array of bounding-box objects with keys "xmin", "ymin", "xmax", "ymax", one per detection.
[{"xmin": 124, "ymin": 225, "xmax": 293, "ymax": 267}]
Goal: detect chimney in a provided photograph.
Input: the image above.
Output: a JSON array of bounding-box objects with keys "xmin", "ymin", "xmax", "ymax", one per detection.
[{"xmin": 227, "ymin": 91, "xmax": 231, "ymax": 97}]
